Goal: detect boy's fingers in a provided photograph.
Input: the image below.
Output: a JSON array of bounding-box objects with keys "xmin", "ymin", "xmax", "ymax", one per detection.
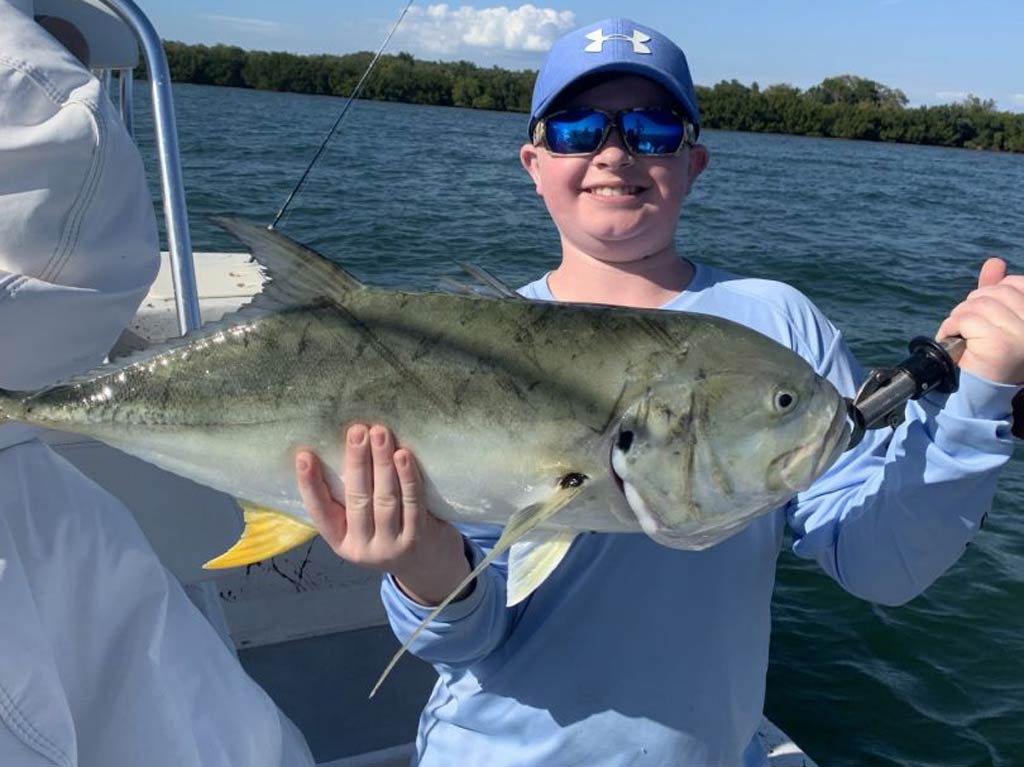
[
  {"xmin": 370, "ymin": 425, "xmax": 402, "ymax": 540},
  {"xmin": 296, "ymin": 450, "xmax": 347, "ymax": 546},
  {"xmin": 978, "ymin": 257, "xmax": 1007, "ymax": 290},
  {"xmin": 937, "ymin": 316, "xmax": 956, "ymax": 341},
  {"xmin": 964, "ymin": 283, "xmax": 1024, "ymax": 313},
  {"xmin": 343, "ymin": 424, "xmax": 374, "ymax": 542},
  {"xmin": 395, "ymin": 448, "xmax": 426, "ymax": 539}
]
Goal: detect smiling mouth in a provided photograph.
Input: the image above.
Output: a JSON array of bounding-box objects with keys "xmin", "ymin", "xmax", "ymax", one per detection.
[{"xmin": 585, "ymin": 185, "xmax": 645, "ymax": 197}]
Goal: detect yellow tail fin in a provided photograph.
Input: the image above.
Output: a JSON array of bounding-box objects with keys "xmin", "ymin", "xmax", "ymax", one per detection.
[{"xmin": 204, "ymin": 502, "xmax": 318, "ymax": 569}]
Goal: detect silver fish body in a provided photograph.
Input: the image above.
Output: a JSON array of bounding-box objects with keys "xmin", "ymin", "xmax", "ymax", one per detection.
[{"xmin": 0, "ymin": 220, "xmax": 850, "ymax": 557}]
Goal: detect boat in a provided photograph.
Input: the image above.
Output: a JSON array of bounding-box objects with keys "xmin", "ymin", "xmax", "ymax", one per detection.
[{"xmin": 29, "ymin": 1, "xmax": 822, "ymax": 764}]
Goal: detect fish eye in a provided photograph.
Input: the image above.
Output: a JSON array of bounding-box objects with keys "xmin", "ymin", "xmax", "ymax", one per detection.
[{"xmin": 773, "ymin": 389, "xmax": 797, "ymax": 413}]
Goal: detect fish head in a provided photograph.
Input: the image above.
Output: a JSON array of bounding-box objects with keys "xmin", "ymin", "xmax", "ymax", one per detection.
[{"xmin": 609, "ymin": 364, "xmax": 849, "ymax": 549}]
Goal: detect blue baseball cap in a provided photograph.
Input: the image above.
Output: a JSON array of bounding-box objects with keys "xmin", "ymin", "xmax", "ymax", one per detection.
[{"xmin": 529, "ymin": 18, "xmax": 701, "ymax": 140}]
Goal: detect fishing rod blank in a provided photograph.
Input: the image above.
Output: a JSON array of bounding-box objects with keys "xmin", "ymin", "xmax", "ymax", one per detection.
[{"xmin": 269, "ymin": 0, "xmax": 415, "ymax": 231}]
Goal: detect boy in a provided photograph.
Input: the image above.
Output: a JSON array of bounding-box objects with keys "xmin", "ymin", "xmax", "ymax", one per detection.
[{"xmin": 296, "ymin": 18, "xmax": 1022, "ymax": 767}]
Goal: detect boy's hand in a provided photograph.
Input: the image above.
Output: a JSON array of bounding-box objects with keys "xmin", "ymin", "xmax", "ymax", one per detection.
[
  {"xmin": 938, "ymin": 258, "xmax": 1024, "ymax": 385},
  {"xmin": 295, "ymin": 423, "xmax": 470, "ymax": 606}
]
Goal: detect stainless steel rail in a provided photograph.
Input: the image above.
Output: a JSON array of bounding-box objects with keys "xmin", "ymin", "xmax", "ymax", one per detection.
[
  {"xmin": 97, "ymin": 0, "xmax": 201, "ymax": 334},
  {"xmin": 119, "ymin": 68, "xmax": 134, "ymax": 137}
]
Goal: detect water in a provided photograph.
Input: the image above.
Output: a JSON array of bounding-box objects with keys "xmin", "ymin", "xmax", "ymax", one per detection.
[{"xmin": 136, "ymin": 84, "xmax": 1024, "ymax": 766}]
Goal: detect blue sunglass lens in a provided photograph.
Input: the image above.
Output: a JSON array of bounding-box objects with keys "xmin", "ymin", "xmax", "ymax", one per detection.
[
  {"xmin": 545, "ymin": 110, "xmax": 610, "ymax": 154},
  {"xmin": 621, "ymin": 110, "xmax": 686, "ymax": 155}
]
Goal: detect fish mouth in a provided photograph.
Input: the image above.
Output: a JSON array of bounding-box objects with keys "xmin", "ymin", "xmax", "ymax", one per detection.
[
  {"xmin": 775, "ymin": 399, "xmax": 851, "ymax": 492},
  {"xmin": 815, "ymin": 400, "xmax": 852, "ymax": 476}
]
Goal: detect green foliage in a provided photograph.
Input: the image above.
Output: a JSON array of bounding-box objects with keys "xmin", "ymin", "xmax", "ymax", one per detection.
[
  {"xmin": 696, "ymin": 75, "xmax": 1023, "ymax": 152},
  {"xmin": 153, "ymin": 42, "xmax": 1024, "ymax": 153},
  {"xmin": 805, "ymin": 74, "xmax": 908, "ymax": 109},
  {"xmin": 156, "ymin": 42, "xmax": 533, "ymax": 114}
]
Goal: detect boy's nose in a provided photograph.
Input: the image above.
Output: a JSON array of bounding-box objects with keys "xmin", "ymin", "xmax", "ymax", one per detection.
[{"xmin": 593, "ymin": 127, "xmax": 634, "ymax": 168}]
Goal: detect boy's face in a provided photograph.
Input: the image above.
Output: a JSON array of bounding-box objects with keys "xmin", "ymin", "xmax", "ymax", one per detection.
[{"xmin": 521, "ymin": 75, "xmax": 709, "ymax": 264}]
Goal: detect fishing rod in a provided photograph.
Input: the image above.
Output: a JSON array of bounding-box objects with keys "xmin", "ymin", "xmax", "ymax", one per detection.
[
  {"xmin": 269, "ymin": 0, "xmax": 416, "ymax": 231},
  {"xmin": 846, "ymin": 335, "xmax": 1024, "ymax": 448}
]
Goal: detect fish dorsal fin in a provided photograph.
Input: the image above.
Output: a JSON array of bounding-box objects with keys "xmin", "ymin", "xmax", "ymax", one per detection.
[
  {"xmin": 437, "ymin": 263, "xmax": 522, "ymax": 300},
  {"xmin": 506, "ymin": 529, "xmax": 578, "ymax": 606},
  {"xmin": 457, "ymin": 262, "xmax": 521, "ymax": 299},
  {"xmin": 438, "ymin": 276, "xmax": 491, "ymax": 298},
  {"xmin": 213, "ymin": 217, "xmax": 364, "ymax": 308},
  {"xmin": 369, "ymin": 476, "xmax": 587, "ymax": 698},
  {"xmin": 53, "ymin": 220, "xmax": 360, "ymax": 388}
]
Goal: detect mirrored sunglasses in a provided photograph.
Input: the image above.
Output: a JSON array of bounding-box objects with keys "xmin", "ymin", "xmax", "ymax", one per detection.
[{"xmin": 534, "ymin": 108, "xmax": 697, "ymax": 157}]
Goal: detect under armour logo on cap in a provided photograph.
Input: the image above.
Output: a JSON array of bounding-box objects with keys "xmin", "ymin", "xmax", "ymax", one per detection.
[
  {"xmin": 528, "ymin": 18, "xmax": 701, "ymax": 140},
  {"xmin": 584, "ymin": 28, "xmax": 652, "ymax": 54}
]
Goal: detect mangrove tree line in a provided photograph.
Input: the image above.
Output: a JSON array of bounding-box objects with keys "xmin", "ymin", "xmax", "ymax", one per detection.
[{"xmin": 157, "ymin": 42, "xmax": 1024, "ymax": 153}]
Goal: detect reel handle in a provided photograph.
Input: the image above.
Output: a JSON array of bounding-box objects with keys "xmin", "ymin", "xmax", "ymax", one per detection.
[{"xmin": 847, "ymin": 335, "xmax": 1024, "ymax": 448}]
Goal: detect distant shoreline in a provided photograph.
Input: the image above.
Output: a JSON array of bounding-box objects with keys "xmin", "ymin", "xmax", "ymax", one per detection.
[{"xmin": 153, "ymin": 42, "xmax": 1024, "ymax": 154}]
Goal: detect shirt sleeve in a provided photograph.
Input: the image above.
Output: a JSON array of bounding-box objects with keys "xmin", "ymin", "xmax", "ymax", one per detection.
[
  {"xmin": 785, "ymin": 312, "xmax": 1017, "ymax": 606},
  {"xmin": 380, "ymin": 523, "xmax": 518, "ymax": 669}
]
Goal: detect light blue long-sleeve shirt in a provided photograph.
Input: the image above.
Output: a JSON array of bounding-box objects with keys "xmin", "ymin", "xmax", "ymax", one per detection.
[{"xmin": 381, "ymin": 263, "xmax": 1017, "ymax": 767}]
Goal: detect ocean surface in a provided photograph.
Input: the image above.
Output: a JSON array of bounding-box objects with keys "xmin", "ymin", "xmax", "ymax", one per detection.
[{"xmin": 136, "ymin": 83, "xmax": 1024, "ymax": 767}]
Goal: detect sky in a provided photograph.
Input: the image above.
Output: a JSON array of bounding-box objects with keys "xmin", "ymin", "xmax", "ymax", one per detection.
[{"xmin": 138, "ymin": 0, "xmax": 1024, "ymax": 113}]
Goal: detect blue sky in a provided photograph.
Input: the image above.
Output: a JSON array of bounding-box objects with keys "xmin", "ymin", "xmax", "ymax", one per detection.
[{"xmin": 138, "ymin": 0, "xmax": 1024, "ymax": 112}]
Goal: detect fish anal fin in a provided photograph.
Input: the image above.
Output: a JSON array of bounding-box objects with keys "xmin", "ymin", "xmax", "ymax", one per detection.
[
  {"xmin": 369, "ymin": 477, "xmax": 587, "ymax": 698},
  {"xmin": 212, "ymin": 217, "xmax": 364, "ymax": 309},
  {"xmin": 203, "ymin": 501, "xmax": 318, "ymax": 570},
  {"xmin": 506, "ymin": 529, "xmax": 578, "ymax": 607}
]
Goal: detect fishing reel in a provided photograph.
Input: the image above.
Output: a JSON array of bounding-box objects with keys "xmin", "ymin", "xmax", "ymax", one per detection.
[{"xmin": 847, "ymin": 336, "xmax": 973, "ymax": 449}]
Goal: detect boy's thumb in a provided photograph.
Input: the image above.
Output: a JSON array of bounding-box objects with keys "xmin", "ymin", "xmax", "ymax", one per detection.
[{"xmin": 978, "ymin": 257, "xmax": 1007, "ymax": 289}]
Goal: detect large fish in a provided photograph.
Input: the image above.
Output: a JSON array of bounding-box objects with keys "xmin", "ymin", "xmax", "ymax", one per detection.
[{"xmin": 0, "ymin": 219, "xmax": 850, "ymax": 692}]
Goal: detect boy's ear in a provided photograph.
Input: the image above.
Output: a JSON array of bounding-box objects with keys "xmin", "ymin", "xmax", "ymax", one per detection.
[
  {"xmin": 687, "ymin": 145, "xmax": 710, "ymax": 186},
  {"xmin": 520, "ymin": 143, "xmax": 543, "ymax": 195}
]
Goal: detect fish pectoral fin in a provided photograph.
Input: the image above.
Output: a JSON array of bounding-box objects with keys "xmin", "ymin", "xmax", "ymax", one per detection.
[
  {"xmin": 203, "ymin": 501, "xmax": 319, "ymax": 570},
  {"xmin": 369, "ymin": 477, "xmax": 587, "ymax": 698},
  {"xmin": 506, "ymin": 529, "xmax": 578, "ymax": 607}
]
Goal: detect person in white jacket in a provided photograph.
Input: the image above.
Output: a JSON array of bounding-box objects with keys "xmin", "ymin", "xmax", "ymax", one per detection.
[{"xmin": 0, "ymin": 2, "xmax": 314, "ymax": 765}]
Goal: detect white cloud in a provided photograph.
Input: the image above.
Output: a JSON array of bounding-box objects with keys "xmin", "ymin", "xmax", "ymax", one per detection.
[
  {"xmin": 197, "ymin": 14, "xmax": 288, "ymax": 35},
  {"xmin": 399, "ymin": 4, "xmax": 575, "ymax": 55},
  {"xmin": 1013, "ymin": 94, "xmax": 1024, "ymax": 105},
  {"xmin": 935, "ymin": 90, "xmax": 969, "ymax": 102}
]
